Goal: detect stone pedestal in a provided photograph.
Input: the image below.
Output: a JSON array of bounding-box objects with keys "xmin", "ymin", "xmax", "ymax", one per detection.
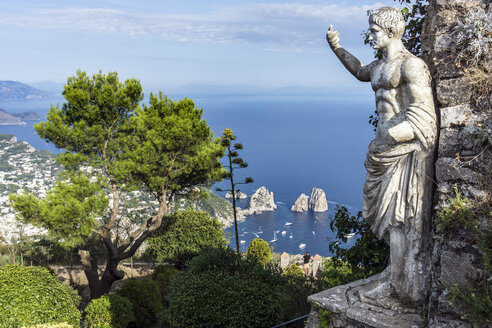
[{"xmin": 306, "ymin": 275, "xmax": 423, "ymax": 328}]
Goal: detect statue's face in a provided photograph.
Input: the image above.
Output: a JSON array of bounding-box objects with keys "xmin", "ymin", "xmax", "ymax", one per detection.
[{"xmin": 368, "ymin": 23, "xmax": 390, "ymax": 50}]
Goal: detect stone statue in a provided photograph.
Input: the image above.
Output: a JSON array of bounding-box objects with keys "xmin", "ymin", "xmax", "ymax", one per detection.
[{"xmin": 327, "ymin": 7, "xmax": 436, "ymax": 302}]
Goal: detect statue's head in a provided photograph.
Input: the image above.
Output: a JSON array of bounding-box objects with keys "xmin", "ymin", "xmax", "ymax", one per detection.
[{"xmin": 369, "ymin": 7, "xmax": 405, "ymax": 40}]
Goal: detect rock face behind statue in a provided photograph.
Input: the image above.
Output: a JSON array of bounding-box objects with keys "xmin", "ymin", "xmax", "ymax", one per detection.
[
  {"xmin": 291, "ymin": 193, "xmax": 308, "ymax": 212},
  {"xmin": 308, "ymin": 188, "xmax": 328, "ymax": 212},
  {"xmin": 243, "ymin": 186, "xmax": 277, "ymax": 215}
]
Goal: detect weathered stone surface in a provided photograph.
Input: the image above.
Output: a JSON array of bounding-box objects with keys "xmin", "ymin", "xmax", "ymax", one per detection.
[
  {"xmin": 440, "ymin": 105, "xmax": 474, "ymax": 128},
  {"xmin": 291, "ymin": 193, "xmax": 309, "ymax": 212},
  {"xmin": 440, "ymin": 250, "xmax": 479, "ymax": 286},
  {"xmin": 436, "ymin": 77, "xmax": 471, "ymax": 107},
  {"xmin": 438, "ymin": 128, "xmax": 461, "ymax": 158},
  {"xmin": 242, "ymin": 186, "xmax": 276, "ymax": 215},
  {"xmin": 308, "ymin": 188, "xmax": 328, "ymax": 212},
  {"xmin": 307, "ymin": 276, "xmax": 423, "ymax": 328},
  {"xmin": 435, "ymin": 157, "xmax": 482, "ymax": 184}
]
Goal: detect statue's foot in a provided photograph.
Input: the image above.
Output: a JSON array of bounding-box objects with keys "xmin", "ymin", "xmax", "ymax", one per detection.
[
  {"xmin": 362, "ymin": 281, "xmax": 395, "ymax": 300},
  {"xmin": 377, "ymin": 266, "xmax": 390, "ymax": 282}
]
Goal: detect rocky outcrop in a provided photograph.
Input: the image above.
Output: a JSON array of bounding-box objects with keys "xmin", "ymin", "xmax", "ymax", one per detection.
[
  {"xmin": 241, "ymin": 186, "xmax": 276, "ymax": 215},
  {"xmin": 291, "ymin": 193, "xmax": 308, "ymax": 212},
  {"xmin": 225, "ymin": 191, "xmax": 248, "ymax": 199},
  {"xmin": 308, "ymin": 188, "xmax": 328, "ymax": 212}
]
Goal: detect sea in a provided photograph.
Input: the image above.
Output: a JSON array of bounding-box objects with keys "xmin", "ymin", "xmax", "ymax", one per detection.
[{"xmin": 0, "ymin": 94, "xmax": 375, "ymax": 257}]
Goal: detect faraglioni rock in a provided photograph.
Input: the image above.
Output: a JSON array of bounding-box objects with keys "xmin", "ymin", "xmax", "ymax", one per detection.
[
  {"xmin": 242, "ymin": 186, "xmax": 277, "ymax": 215},
  {"xmin": 225, "ymin": 191, "xmax": 248, "ymax": 199},
  {"xmin": 308, "ymin": 188, "xmax": 328, "ymax": 212},
  {"xmin": 291, "ymin": 193, "xmax": 308, "ymax": 212}
]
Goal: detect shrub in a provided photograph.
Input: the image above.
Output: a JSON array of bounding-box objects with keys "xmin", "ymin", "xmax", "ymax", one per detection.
[
  {"xmin": 319, "ymin": 258, "xmax": 361, "ymax": 289},
  {"xmin": 283, "ymin": 263, "xmax": 304, "ymax": 279},
  {"xmin": 168, "ymin": 247, "xmax": 285, "ymax": 328},
  {"xmin": 152, "ymin": 264, "xmax": 179, "ymax": 304},
  {"xmin": 84, "ymin": 294, "xmax": 135, "ymax": 328},
  {"xmin": 246, "ymin": 238, "xmax": 271, "ymax": 265},
  {"xmin": 0, "ymin": 265, "xmax": 81, "ymax": 328},
  {"xmin": 329, "ymin": 205, "xmax": 389, "ymax": 277},
  {"xmin": 436, "ymin": 184, "xmax": 475, "ymax": 233},
  {"xmin": 116, "ymin": 279, "xmax": 163, "ymax": 328},
  {"xmin": 25, "ymin": 323, "xmax": 73, "ymax": 328},
  {"xmin": 147, "ymin": 211, "xmax": 228, "ymax": 267}
]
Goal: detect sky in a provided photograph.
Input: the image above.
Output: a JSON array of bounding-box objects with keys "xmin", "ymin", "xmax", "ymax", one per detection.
[{"xmin": 0, "ymin": 0, "xmax": 402, "ymax": 94}]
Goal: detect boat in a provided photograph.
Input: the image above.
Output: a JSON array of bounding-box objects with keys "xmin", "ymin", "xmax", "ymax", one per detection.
[
  {"xmin": 281, "ymin": 230, "xmax": 287, "ymax": 236},
  {"xmin": 284, "ymin": 222, "xmax": 293, "ymax": 226},
  {"xmin": 240, "ymin": 240, "xmax": 246, "ymax": 244},
  {"xmin": 270, "ymin": 231, "xmax": 277, "ymax": 243},
  {"xmin": 346, "ymin": 233, "xmax": 356, "ymax": 239},
  {"xmin": 312, "ymin": 231, "xmax": 316, "ymax": 236},
  {"xmin": 299, "ymin": 243, "xmax": 306, "ymax": 249},
  {"xmin": 289, "ymin": 233, "xmax": 293, "ymax": 239}
]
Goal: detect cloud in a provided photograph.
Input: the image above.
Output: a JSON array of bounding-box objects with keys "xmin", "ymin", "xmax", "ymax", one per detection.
[{"xmin": 0, "ymin": 2, "xmax": 391, "ymax": 46}]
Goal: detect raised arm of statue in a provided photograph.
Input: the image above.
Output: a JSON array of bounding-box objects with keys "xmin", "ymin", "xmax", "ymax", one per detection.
[{"xmin": 326, "ymin": 25, "xmax": 372, "ymax": 82}]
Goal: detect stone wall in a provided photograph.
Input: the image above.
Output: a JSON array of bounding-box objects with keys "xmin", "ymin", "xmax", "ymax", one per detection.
[{"xmin": 421, "ymin": 0, "xmax": 491, "ymax": 326}]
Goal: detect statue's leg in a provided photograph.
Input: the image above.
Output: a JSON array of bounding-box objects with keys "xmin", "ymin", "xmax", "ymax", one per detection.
[{"xmin": 389, "ymin": 225, "xmax": 406, "ymax": 294}]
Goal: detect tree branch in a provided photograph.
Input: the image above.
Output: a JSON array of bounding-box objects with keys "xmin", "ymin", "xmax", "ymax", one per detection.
[{"xmin": 117, "ymin": 190, "xmax": 168, "ymax": 261}]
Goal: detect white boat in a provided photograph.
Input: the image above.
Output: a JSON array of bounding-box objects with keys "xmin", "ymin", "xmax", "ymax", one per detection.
[
  {"xmin": 346, "ymin": 233, "xmax": 356, "ymax": 239},
  {"xmin": 281, "ymin": 230, "xmax": 287, "ymax": 236},
  {"xmin": 289, "ymin": 233, "xmax": 293, "ymax": 239},
  {"xmin": 257, "ymin": 231, "xmax": 263, "ymax": 234},
  {"xmin": 284, "ymin": 222, "xmax": 293, "ymax": 226},
  {"xmin": 240, "ymin": 240, "xmax": 246, "ymax": 244},
  {"xmin": 277, "ymin": 201, "xmax": 285, "ymax": 204},
  {"xmin": 270, "ymin": 231, "xmax": 277, "ymax": 243},
  {"xmin": 299, "ymin": 243, "xmax": 306, "ymax": 249}
]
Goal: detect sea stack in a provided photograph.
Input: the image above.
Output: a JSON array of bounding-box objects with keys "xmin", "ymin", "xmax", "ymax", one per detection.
[
  {"xmin": 244, "ymin": 186, "xmax": 277, "ymax": 214},
  {"xmin": 291, "ymin": 193, "xmax": 308, "ymax": 212},
  {"xmin": 308, "ymin": 188, "xmax": 328, "ymax": 212},
  {"xmin": 225, "ymin": 191, "xmax": 248, "ymax": 199}
]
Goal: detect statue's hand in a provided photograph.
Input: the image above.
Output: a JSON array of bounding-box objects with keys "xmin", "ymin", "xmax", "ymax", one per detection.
[{"xmin": 326, "ymin": 25, "xmax": 341, "ymax": 50}]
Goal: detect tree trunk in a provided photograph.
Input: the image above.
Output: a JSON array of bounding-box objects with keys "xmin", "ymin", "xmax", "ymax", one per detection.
[{"xmin": 79, "ymin": 250, "xmax": 125, "ymax": 300}]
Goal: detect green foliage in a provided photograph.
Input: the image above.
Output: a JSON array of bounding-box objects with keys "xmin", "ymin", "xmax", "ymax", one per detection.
[
  {"xmin": 216, "ymin": 128, "xmax": 253, "ymax": 252},
  {"xmin": 25, "ymin": 323, "xmax": 73, "ymax": 328},
  {"xmin": 246, "ymin": 238, "xmax": 272, "ymax": 265},
  {"xmin": 84, "ymin": 294, "xmax": 135, "ymax": 328},
  {"xmin": 436, "ymin": 185, "xmax": 475, "ymax": 233},
  {"xmin": 283, "ymin": 263, "xmax": 305, "ymax": 280},
  {"xmin": 168, "ymin": 247, "xmax": 286, "ymax": 328},
  {"xmin": 9, "ymin": 70, "xmax": 226, "ymax": 298},
  {"xmin": 121, "ymin": 92, "xmax": 225, "ymax": 194},
  {"xmin": 9, "ymin": 171, "xmax": 108, "ymax": 247},
  {"xmin": 148, "ymin": 211, "xmax": 227, "ymax": 265},
  {"xmin": 0, "ymin": 265, "xmax": 81, "ymax": 328},
  {"xmin": 319, "ymin": 258, "xmax": 363, "ymax": 289},
  {"xmin": 116, "ymin": 279, "xmax": 164, "ymax": 328},
  {"xmin": 152, "ymin": 264, "xmax": 179, "ymax": 305},
  {"xmin": 314, "ymin": 304, "xmax": 333, "ymax": 328},
  {"xmin": 329, "ymin": 205, "xmax": 389, "ymax": 277}
]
